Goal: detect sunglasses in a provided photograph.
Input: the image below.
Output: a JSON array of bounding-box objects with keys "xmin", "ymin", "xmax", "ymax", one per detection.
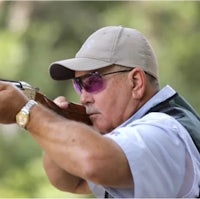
[{"xmin": 73, "ymin": 69, "xmax": 132, "ymax": 94}]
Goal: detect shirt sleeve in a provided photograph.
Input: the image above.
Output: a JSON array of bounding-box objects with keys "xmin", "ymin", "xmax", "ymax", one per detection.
[{"xmin": 104, "ymin": 112, "xmax": 187, "ymax": 198}]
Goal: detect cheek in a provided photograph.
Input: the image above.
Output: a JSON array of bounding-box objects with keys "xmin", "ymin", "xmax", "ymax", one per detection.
[
  {"xmin": 90, "ymin": 93, "xmax": 117, "ymax": 133},
  {"xmin": 96, "ymin": 93, "xmax": 114, "ymax": 116},
  {"xmin": 93, "ymin": 90, "xmax": 124, "ymax": 130},
  {"xmin": 92, "ymin": 78, "xmax": 131, "ymax": 132},
  {"xmin": 97, "ymin": 88, "xmax": 118, "ymax": 115}
]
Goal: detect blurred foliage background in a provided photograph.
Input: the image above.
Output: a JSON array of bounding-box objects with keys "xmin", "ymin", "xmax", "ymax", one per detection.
[{"xmin": 0, "ymin": 1, "xmax": 199, "ymax": 198}]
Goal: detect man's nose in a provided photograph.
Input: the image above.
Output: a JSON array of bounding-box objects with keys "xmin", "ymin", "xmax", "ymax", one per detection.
[{"xmin": 80, "ymin": 89, "xmax": 94, "ymax": 105}]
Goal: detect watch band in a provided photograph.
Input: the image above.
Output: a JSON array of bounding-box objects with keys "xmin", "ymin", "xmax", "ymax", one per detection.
[
  {"xmin": 16, "ymin": 100, "xmax": 38, "ymax": 128},
  {"xmin": 21, "ymin": 100, "xmax": 38, "ymax": 114}
]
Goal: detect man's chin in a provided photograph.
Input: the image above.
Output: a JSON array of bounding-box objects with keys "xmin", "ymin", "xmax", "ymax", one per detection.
[
  {"xmin": 89, "ymin": 115, "xmax": 113, "ymax": 134},
  {"xmin": 93, "ymin": 123, "xmax": 113, "ymax": 135}
]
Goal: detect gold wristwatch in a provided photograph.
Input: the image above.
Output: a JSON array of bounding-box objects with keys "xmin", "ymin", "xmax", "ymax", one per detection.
[{"xmin": 16, "ymin": 100, "xmax": 38, "ymax": 128}]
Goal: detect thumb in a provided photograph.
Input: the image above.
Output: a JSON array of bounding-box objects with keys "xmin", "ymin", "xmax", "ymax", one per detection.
[{"xmin": 54, "ymin": 96, "xmax": 69, "ymax": 109}]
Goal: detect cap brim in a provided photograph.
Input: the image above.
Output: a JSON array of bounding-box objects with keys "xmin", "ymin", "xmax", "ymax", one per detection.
[{"xmin": 49, "ymin": 58, "xmax": 112, "ymax": 80}]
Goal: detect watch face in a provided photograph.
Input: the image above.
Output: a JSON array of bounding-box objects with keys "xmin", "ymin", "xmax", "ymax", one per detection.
[
  {"xmin": 15, "ymin": 100, "xmax": 37, "ymax": 128},
  {"xmin": 16, "ymin": 111, "xmax": 29, "ymax": 127}
]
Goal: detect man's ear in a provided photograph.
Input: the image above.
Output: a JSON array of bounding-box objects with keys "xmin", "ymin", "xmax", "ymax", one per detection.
[{"xmin": 128, "ymin": 67, "xmax": 146, "ymax": 100}]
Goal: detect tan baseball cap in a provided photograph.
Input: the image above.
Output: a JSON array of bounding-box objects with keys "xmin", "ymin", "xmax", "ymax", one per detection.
[{"xmin": 49, "ymin": 26, "xmax": 158, "ymax": 80}]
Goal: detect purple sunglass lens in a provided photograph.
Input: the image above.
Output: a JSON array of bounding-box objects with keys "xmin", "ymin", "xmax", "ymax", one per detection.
[
  {"xmin": 73, "ymin": 80, "xmax": 82, "ymax": 94},
  {"xmin": 84, "ymin": 74, "xmax": 105, "ymax": 93},
  {"xmin": 73, "ymin": 73, "xmax": 105, "ymax": 94}
]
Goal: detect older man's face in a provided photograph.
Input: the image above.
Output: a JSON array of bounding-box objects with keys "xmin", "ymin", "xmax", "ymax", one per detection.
[{"xmin": 74, "ymin": 66, "xmax": 137, "ymax": 134}]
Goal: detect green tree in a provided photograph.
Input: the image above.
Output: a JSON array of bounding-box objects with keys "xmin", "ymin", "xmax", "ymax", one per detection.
[{"xmin": 0, "ymin": 1, "xmax": 199, "ymax": 197}]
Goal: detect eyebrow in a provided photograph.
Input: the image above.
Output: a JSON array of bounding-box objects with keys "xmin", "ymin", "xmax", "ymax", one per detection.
[{"xmin": 74, "ymin": 71, "xmax": 98, "ymax": 79}]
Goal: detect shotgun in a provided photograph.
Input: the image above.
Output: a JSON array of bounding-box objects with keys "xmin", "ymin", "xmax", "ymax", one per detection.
[{"xmin": 0, "ymin": 79, "xmax": 92, "ymax": 125}]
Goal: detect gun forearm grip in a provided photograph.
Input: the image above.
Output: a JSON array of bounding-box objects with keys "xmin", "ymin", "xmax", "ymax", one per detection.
[{"xmin": 35, "ymin": 92, "xmax": 92, "ymax": 125}]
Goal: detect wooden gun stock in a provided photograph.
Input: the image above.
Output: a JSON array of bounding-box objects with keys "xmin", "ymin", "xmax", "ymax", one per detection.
[{"xmin": 0, "ymin": 79, "xmax": 92, "ymax": 125}]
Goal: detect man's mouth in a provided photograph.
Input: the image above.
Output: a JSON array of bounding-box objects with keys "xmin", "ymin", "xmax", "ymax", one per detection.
[
  {"xmin": 88, "ymin": 112, "xmax": 97, "ymax": 116},
  {"xmin": 88, "ymin": 112, "xmax": 99, "ymax": 119},
  {"xmin": 86, "ymin": 106, "xmax": 97, "ymax": 115}
]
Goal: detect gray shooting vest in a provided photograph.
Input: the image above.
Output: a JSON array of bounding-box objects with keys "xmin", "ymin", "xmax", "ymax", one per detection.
[{"xmin": 147, "ymin": 93, "xmax": 200, "ymax": 153}]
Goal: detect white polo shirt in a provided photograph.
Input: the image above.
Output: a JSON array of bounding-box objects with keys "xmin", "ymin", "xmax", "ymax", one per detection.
[{"xmin": 87, "ymin": 85, "xmax": 200, "ymax": 198}]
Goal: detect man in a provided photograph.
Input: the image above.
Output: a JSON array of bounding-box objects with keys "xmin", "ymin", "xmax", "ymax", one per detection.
[{"xmin": 0, "ymin": 26, "xmax": 199, "ymax": 198}]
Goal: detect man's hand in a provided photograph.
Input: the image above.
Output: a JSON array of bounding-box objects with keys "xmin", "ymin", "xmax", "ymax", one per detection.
[{"xmin": 0, "ymin": 81, "xmax": 28, "ymax": 124}]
